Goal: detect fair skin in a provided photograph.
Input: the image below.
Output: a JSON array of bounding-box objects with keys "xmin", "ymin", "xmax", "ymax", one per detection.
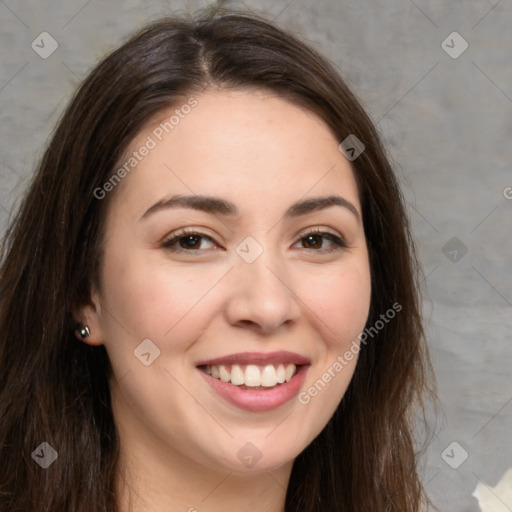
[{"xmin": 78, "ymin": 89, "xmax": 371, "ymax": 512}]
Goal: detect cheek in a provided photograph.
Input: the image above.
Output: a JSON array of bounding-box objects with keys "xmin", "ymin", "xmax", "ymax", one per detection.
[
  {"xmin": 297, "ymin": 260, "xmax": 371, "ymax": 346},
  {"xmin": 99, "ymin": 251, "xmax": 227, "ymax": 349},
  {"xmin": 293, "ymin": 261, "xmax": 370, "ymax": 437}
]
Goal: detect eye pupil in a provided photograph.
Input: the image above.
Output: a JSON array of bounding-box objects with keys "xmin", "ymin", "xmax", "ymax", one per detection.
[
  {"xmin": 304, "ymin": 234, "xmax": 322, "ymax": 249},
  {"xmin": 181, "ymin": 235, "xmax": 200, "ymax": 248}
]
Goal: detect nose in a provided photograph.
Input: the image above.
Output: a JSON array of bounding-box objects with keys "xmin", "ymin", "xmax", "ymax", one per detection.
[{"xmin": 224, "ymin": 248, "xmax": 301, "ymax": 334}]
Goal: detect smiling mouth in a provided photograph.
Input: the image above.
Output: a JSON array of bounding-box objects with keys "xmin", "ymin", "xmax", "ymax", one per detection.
[{"xmin": 198, "ymin": 363, "xmax": 300, "ymax": 389}]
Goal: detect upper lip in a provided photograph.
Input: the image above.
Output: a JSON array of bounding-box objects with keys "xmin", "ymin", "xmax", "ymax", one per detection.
[{"xmin": 196, "ymin": 351, "xmax": 310, "ymax": 367}]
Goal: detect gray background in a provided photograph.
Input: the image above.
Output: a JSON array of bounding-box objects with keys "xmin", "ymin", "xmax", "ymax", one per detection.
[{"xmin": 1, "ymin": 1, "xmax": 511, "ymax": 510}]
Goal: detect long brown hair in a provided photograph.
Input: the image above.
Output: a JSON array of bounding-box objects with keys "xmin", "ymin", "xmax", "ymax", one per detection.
[{"xmin": 0, "ymin": 8, "xmax": 437, "ymax": 511}]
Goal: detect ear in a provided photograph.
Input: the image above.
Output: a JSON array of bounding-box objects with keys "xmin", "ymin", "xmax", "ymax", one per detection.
[{"xmin": 73, "ymin": 285, "xmax": 105, "ymax": 346}]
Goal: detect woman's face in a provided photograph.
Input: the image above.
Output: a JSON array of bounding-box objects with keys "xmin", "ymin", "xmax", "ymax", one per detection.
[{"xmin": 82, "ymin": 89, "xmax": 371, "ymax": 475}]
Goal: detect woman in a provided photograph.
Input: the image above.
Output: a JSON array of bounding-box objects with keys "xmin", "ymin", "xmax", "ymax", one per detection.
[{"xmin": 0, "ymin": 9, "xmax": 437, "ymax": 512}]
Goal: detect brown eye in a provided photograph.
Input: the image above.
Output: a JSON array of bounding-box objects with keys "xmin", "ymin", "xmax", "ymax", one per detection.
[
  {"xmin": 302, "ymin": 234, "xmax": 323, "ymax": 250},
  {"xmin": 178, "ymin": 235, "xmax": 202, "ymax": 249},
  {"xmin": 162, "ymin": 230, "xmax": 216, "ymax": 252},
  {"xmin": 295, "ymin": 229, "xmax": 346, "ymax": 253}
]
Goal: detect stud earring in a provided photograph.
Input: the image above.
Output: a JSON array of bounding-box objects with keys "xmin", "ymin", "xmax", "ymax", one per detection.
[{"xmin": 75, "ymin": 324, "xmax": 91, "ymax": 340}]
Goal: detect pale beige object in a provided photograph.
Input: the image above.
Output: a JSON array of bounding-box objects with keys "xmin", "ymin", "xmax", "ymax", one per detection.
[{"xmin": 473, "ymin": 468, "xmax": 512, "ymax": 512}]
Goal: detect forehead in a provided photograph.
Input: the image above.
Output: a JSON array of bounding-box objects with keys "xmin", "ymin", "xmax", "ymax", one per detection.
[{"xmin": 107, "ymin": 89, "xmax": 360, "ymax": 220}]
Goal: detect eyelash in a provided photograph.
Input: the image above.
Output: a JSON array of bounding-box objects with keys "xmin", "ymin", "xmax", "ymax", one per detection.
[{"xmin": 161, "ymin": 227, "xmax": 347, "ymax": 254}]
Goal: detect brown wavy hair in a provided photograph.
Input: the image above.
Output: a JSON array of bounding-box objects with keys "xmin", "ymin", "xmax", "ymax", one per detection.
[{"xmin": 0, "ymin": 8, "xmax": 437, "ymax": 511}]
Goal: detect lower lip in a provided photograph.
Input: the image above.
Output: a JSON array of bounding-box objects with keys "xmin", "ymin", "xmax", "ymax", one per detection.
[{"xmin": 198, "ymin": 365, "xmax": 309, "ymax": 412}]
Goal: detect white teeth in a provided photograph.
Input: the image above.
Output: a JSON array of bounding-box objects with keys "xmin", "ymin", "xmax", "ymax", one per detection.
[
  {"xmin": 276, "ymin": 364, "xmax": 286, "ymax": 384},
  {"xmin": 260, "ymin": 365, "xmax": 277, "ymax": 387},
  {"xmin": 219, "ymin": 365, "xmax": 230, "ymax": 383},
  {"xmin": 203, "ymin": 363, "xmax": 297, "ymax": 387},
  {"xmin": 230, "ymin": 364, "xmax": 244, "ymax": 385},
  {"xmin": 244, "ymin": 365, "xmax": 261, "ymax": 387},
  {"xmin": 285, "ymin": 363, "xmax": 295, "ymax": 382}
]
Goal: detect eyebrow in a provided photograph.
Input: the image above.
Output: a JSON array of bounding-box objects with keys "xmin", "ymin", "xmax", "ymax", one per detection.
[{"xmin": 140, "ymin": 194, "xmax": 361, "ymax": 222}]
